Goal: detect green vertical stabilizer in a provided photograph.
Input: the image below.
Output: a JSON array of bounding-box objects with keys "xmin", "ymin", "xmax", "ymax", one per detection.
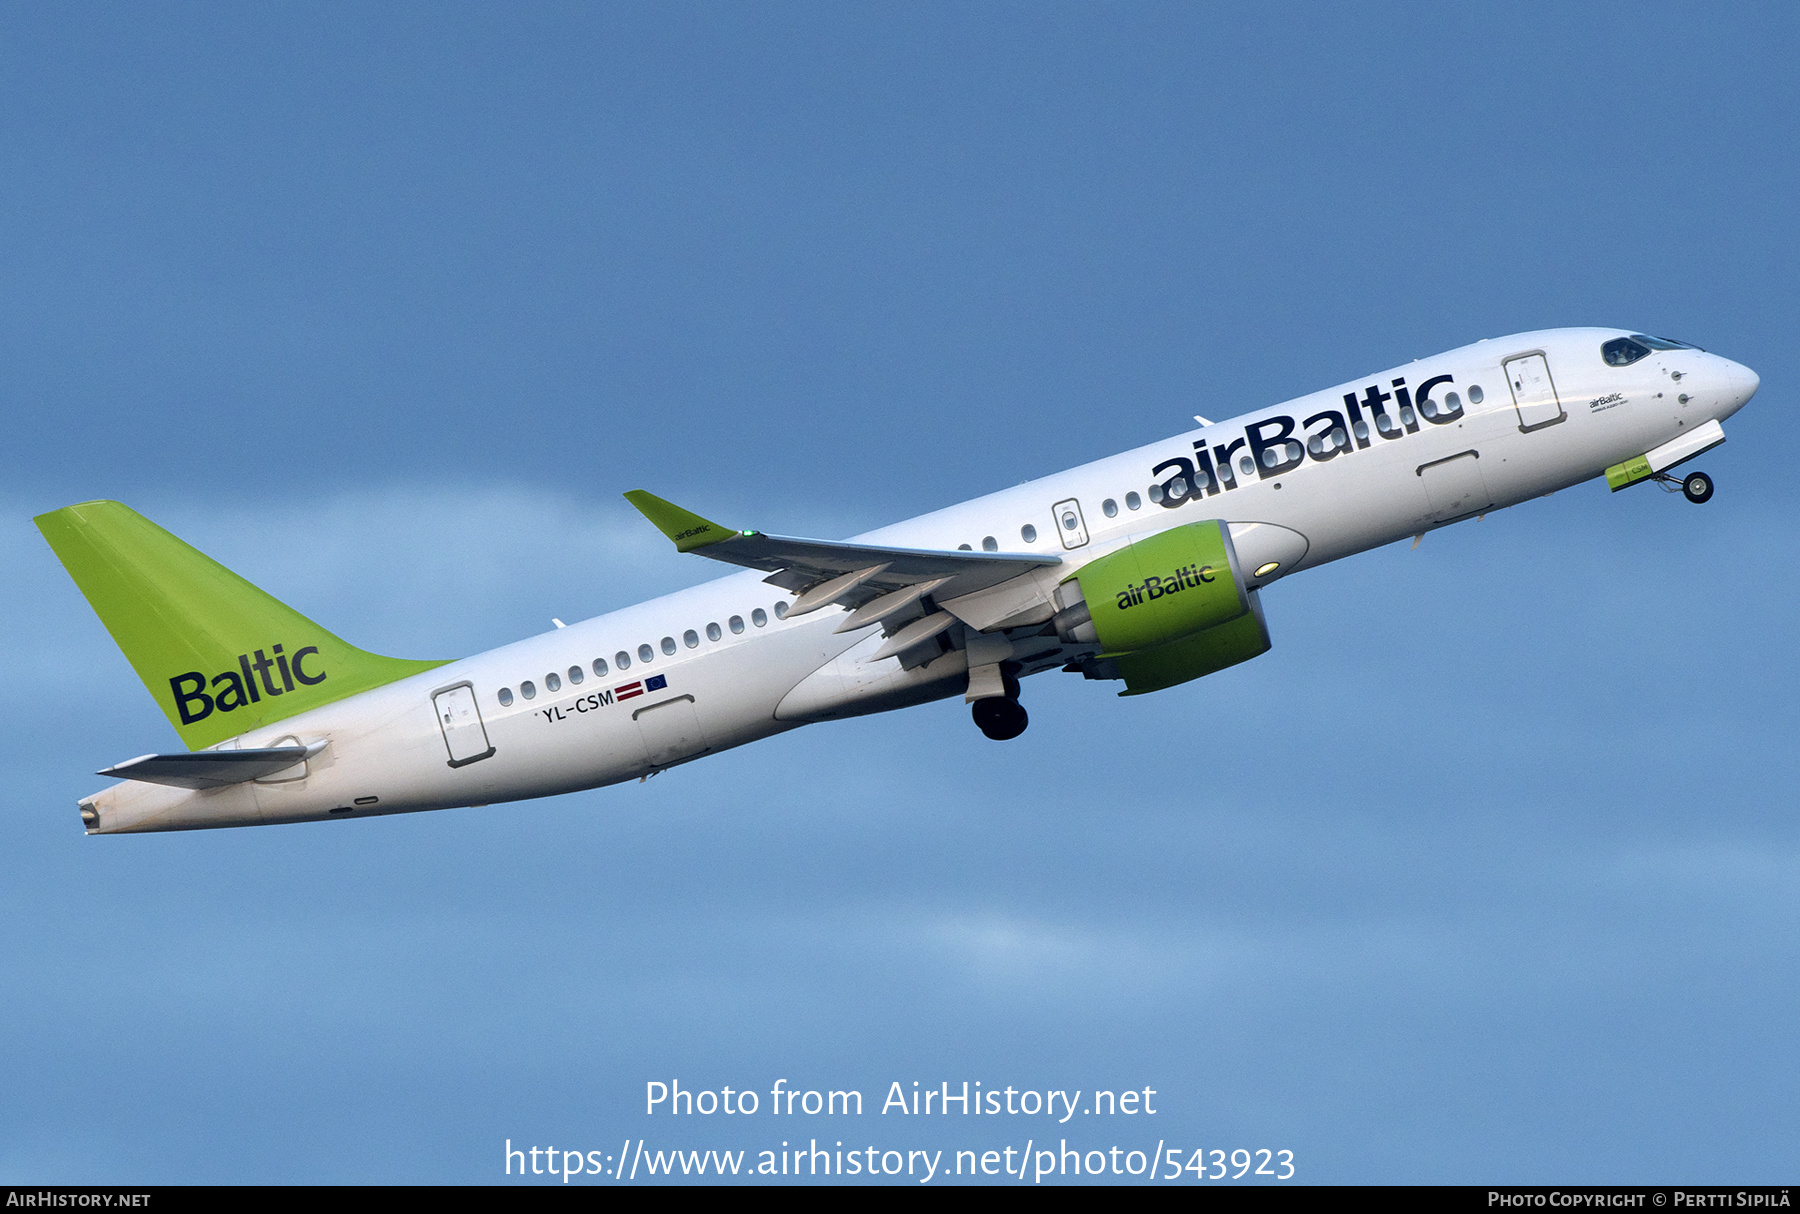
[{"xmin": 36, "ymin": 500, "xmax": 448, "ymax": 750}]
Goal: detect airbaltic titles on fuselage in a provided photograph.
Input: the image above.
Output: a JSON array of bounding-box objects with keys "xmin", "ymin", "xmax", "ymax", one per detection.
[{"xmin": 1143, "ymin": 372, "xmax": 1471, "ymax": 506}]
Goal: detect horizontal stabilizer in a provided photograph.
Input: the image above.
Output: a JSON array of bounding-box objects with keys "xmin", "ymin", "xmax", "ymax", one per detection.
[{"xmin": 99, "ymin": 742, "xmax": 325, "ymax": 790}]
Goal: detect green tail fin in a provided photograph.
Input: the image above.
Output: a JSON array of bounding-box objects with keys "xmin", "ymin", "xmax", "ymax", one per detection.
[{"xmin": 36, "ymin": 500, "xmax": 448, "ymax": 750}]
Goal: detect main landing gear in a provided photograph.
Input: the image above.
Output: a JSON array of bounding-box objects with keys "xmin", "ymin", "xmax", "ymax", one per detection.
[
  {"xmin": 1651, "ymin": 468, "xmax": 1714, "ymax": 503},
  {"xmin": 972, "ymin": 696, "xmax": 1029, "ymax": 741},
  {"xmin": 971, "ymin": 666, "xmax": 1028, "ymax": 740}
]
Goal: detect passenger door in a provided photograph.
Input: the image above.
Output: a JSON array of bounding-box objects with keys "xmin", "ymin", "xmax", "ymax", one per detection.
[
  {"xmin": 433, "ymin": 683, "xmax": 496, "ymax": 767},
  {"xmin": 1504, "ymin": 352, "xmax": 1565, "ymax": 431}
]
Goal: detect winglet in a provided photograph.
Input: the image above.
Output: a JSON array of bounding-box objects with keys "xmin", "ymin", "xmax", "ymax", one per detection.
[{"xmin": 623, "ymin": 490, "xmax": 742, "ymax": 552}]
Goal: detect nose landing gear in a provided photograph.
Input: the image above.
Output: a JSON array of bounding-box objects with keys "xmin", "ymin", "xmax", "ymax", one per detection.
[
  {"xmin": 1649, "ymin": 468, "xmax": 1714, "ymax": 503},
  {"xmin": 972, "ymin": 696, "xmax": 1029, "ymax": 740}
]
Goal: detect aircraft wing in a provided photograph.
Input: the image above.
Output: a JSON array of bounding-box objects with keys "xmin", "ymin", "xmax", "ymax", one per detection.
[
  {"xmin": 100, "ymin": 743, "xmax": 324, "ymax": 790},
  {"xmin": 624, "ymin": 491, "xmax": 1063, "ymax": 626}
]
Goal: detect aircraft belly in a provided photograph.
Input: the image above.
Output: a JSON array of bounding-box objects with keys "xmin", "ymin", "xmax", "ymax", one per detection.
[{"xmin": 775, "ymin": 633, "xmax": 969, "ymax": 722}]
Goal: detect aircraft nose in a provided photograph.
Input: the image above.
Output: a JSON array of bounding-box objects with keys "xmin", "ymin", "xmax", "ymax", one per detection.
[{"xmin": 1721, "ymin": 358, "xmax": 1760, "ymax": 416}]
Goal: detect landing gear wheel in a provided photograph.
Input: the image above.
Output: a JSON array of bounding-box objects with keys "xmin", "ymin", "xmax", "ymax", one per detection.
[
  {"xmin": 972, "ymin": 697, "xmax": 1028, "ymax": 741},
  {"xmin": 1682, "ymin": 470, "xmax": 1714, "ymax": 504}
]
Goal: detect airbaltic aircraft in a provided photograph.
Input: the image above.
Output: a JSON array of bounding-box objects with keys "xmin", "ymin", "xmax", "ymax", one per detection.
[{"xmin": 40, "ymin": 328, "xmax": 1758, "ymax": 834}]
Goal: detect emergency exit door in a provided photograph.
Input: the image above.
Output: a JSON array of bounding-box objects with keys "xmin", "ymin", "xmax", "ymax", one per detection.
[
  {"xmin": 1504, "ymin": 352, "xmax": 1566, "ymax": 431},
  {"xmin": 1052, "ymin": 498, "xmax": 1090, "ymax": 549}
]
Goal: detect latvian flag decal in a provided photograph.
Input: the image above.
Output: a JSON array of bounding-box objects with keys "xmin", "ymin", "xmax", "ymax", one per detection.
[{"xmin": 616, "ymin": 674, "xmax": 667, "ymax": 702}]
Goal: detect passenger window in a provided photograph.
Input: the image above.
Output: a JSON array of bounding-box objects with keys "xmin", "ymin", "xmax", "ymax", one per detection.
[
  {"xmin": 615, "ymin": 651, "xmax": 630, "ymax": 670},
  {"xmin": 775, "ymin": 601, "xmax": 789, "ymax": 619},
  {"xmin": 958, "ymin": 543, "xmax": 972, "ymax": 551},
  {"xmin": 1125, "ymin": 491, "xmax": 1141, "ymax": 510},
  {"xmin": 546, "ymin": 672, "xmax": 561, "ymax": 692},
  {"xmin": 1021, "ymin": 524, "xmax": 1037, "ymax": 543},
  {"xmin": 521, "ymin": 680, "xmax": 537, "ymax": 700},
  {"xmin": 593, "ymin": 657, "xmax": 609, "ymax": 677},
  {"xmin": 1194, "ymin": 468, "xmax": 1212, "ymax": 490},
  {"xmin": 1239, "ymin": 455, "xmax": 1255, "ymax": 476},
  {"xmin": 1102, "ymin": 498, "xmax": 1118, "ymax": 517},
  {"xmin": 1148, "ymin": 483, "xmax": 1164, "ymax": 503},
  {"xmin": 568, "ymin": 665, "xmax": 583, "ymax": 685},
  {"xmin": 729, "ymin": 615, "xmax": 745, "ymax": 634},
  {"xmin": 752, "ymin": 608, "xmax": 768, "ymax": 627},
  {"xmin": 982, "ymin": 536, "xmax": 997, "ymax": 552},
  {"xmin": 706, "ymin": 622, "xmax": 722, "ymax": 642},
  {"xmin": 640, "ymin": 643, "xmax": 656, "ymax": 662},
  {"xmin": 498, "ymin": 687, "xmax": 514, "ymax": 707},
  {"xmin": 683, "ymin": 629, "xmax": 698, "ymax": 648},
  {"xmin": 660, "ymin": 636, "xmax": 675, "ymax": 655},
  {"xmin": 1467, "ymin": 385, "xmax": 1484, "ymax": 404}
]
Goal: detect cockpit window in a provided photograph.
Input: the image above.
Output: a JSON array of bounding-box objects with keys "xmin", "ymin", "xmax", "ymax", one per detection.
[
  {"xmin": 1631, "ymin": 333, "xmax": 1701, "ymax": 351},
  {"xmin": 1602, "ymin": 337, "xmax": 1651, "ymax": 366}
]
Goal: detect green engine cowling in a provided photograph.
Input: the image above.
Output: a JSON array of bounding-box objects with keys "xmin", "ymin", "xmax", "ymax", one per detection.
[{"xmin": 1059, "ymin": 520, "xmax": 1271, "ymax": 696}]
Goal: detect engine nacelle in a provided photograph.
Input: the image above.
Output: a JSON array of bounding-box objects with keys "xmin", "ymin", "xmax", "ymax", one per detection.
[{"xmin": 1057, "ymin": 520, "xmax": 1271, "ymax": 695}]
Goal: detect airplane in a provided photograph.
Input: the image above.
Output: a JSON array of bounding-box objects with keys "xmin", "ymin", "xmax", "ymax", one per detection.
[{"xmin": 38, "ymin": 327, "xmax": 1758, "ymax": 835}]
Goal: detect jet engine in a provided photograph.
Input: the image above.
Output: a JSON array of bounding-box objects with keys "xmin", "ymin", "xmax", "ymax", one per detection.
[{"xmin": 1054, "ymin": 520, "xmax": 1271, "ymax": 695}]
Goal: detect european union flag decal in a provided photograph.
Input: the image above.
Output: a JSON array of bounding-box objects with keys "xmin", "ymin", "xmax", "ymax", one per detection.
[{"xmin": 645, "ymin": 674, "xmax": 668, "ymax": 692}]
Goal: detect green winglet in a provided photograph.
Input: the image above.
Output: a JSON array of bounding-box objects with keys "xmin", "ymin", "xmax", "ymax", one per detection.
[{"xmin": 623, "ymin": 490, "xmax": 742, "ymax": 552}]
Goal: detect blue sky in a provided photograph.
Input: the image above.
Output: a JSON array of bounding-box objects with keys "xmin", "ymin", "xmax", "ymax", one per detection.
[{"xmin": 3, "ymin": 2, "xmax": 1797, "ymax": 1183}]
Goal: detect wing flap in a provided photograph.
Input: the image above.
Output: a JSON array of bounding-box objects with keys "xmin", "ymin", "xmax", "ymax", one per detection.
[{"xmin": 785, "ymin": 563, "xmax": 891, "ymax": 617}]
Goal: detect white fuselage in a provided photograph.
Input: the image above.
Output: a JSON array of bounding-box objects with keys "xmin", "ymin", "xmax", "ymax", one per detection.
[{"xmin": 83, "ymin": 328, "xmax": 1759, "ymax": 833}]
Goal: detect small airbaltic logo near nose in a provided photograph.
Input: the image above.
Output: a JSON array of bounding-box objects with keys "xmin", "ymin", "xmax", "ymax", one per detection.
[{"xmin": 170, "ymin": 644, "xmax": 324, "ymax": 724}]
